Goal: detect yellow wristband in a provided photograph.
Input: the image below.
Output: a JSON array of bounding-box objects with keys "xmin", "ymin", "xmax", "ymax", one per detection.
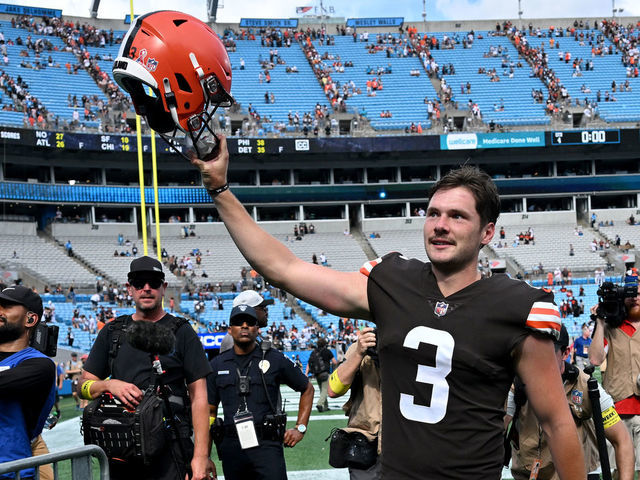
[
  {"xmin": 80, "ymin": 380, "xmax": 96, "ymax": 400},
  {"xmin": 329, "ymin": 371, "xmax": 350, "ymax": 396},
  {"xmin": 602, "ymin": 406, "xmax": 621, "ymax": 429},
  {"xmin": 209, "ymin": 415, "xmax": 216, "ymax": 428}
]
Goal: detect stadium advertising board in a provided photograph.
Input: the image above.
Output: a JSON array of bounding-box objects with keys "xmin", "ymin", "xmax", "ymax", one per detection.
[
  {"xmin": 239, "ymin": 18, "xmax": 299, "ymax": 28},
  {"xmin": 550, "ymin": 129, "xmax": 621, "ymax": 145},
  {"xmin": 0, "ymin": 3, "xmax": 61, "ymax": 17},
  {"xmin": 440, "ymin": 131, "xmax": 545, "ymax": 150},
  {"xmin": 346, "ymin": 17, "xmax": 404, "ymax": 28},
  {"xmin": 198, "ymin": 332, "xmax": 227, "ymax": 350}
]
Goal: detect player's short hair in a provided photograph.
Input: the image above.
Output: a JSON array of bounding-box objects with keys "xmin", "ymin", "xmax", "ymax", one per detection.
[{"xmin": 429, "ymin": 166, "xmax": 500, "ymax": 226}]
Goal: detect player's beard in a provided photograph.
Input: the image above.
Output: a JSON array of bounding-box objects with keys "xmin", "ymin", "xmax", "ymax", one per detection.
[{"xmin": 0, "ymin": 318, "xmax": 25, "ymax": 343}]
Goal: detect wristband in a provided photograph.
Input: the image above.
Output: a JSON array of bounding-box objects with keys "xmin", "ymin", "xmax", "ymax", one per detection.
[
  {"xmin": 207, "ymin": 183, "xmax": 229, "ymax": 199},
  {"xmin": 329, "ymin": 371, "xmax": 351, "ymax": 396},
  {"xmin": 80, "ymin": 380, "xmax": 96, "ymax": 400}
]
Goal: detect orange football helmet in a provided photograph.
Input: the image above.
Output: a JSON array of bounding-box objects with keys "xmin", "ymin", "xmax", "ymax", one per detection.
[{"xmin": 113, "ymin": 11, "xmax": 233, "ymax": 158}]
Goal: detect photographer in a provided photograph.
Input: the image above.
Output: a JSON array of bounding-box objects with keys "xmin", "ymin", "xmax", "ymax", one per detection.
[
  {"xmin": 507, "ymin": 325, "xmax": 634, "ymax": 480},
  {"xmin": 207, "ymin": 305, "xmax": 314, "ymax": 479},
  {"xmin": 328, "ymin": 327, "xmax": 381, "ymax": 480},
  {"xmin": 590, "ymin": 286, "xmax": 640, "ymax": 476},
  {"xmin": 0, "ymin": 286, "xmax": 56, "ymax": 479},
  {"xmin": 80, "ymin": 257, "xmax": 214, "ymax": 480}
]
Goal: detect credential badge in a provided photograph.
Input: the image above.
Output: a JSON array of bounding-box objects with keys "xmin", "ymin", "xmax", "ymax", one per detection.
[{"xmin": 434, "ymin": 301, "xmax": 449, "ymax": 317}]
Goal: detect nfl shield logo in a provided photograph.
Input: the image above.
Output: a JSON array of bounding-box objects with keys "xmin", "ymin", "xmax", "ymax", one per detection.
[
  {"xmin": 571, "ymin": 390, "xmax": 583, "ymax": 406},
  {"xmin": 434, "ymin": 301, "xmax": 449, "ymax": 317}
]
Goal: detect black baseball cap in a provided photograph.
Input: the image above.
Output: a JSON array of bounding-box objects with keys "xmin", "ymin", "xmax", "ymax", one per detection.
[
  {"xmin": 128, "ymin": 256, "xmax": 165, "ymax": 281},
  {"xmin": 229, "ymin": 305, "xmax": 259, "ymax": 324},
  {"xmin": 0, "ymin": 285, "xmax": 43, "ymax": 320}
]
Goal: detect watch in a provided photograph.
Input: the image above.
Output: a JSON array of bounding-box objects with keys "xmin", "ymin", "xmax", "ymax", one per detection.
[{"xmin": 296, "ymin": 424, "xmax": 307, "ymax": 434}]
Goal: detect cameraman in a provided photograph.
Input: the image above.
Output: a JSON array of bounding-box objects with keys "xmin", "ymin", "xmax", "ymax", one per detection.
[
  {"xmin": 0, "ymin": 285, "xmax": 56, "ymax": 479},
  {"xmin": 507, "ymin": 325, "xmax": 634, "ymax": 480},
  {"xmin": 80, "ymin": 257, "xmax": 214, "ymax": 480},
  {"xmin": 328, "ymin": 327, "xmax": 381, "ymax": 480},
  {"xmin": 590, "ymin": 290, "xmax": 640, "ymax": 476}
]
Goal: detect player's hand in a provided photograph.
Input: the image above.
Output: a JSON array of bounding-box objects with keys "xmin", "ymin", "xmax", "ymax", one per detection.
[
  {"xmin": 283, "ymin": 428, "xmax": 304, "ymax": 447},
  {"xmin": 188, "ymin": 454, "xmax": 215, "ymax": 480},
  {"xmin": 189, "ymin": 135, "xmax": 229, "ymax": 190},
  {"xmin": 106, "ymin": 379, "xmax": 143, "ymax": 409},
  {"xmin": 356, "ymin": 327, "xmax": 377, "ymax": 357}
]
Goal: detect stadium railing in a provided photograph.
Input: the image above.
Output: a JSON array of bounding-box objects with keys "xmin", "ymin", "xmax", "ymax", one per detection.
[{"xmin": 0, "ymin": 445, "xmax": 109, "ymax": 480}]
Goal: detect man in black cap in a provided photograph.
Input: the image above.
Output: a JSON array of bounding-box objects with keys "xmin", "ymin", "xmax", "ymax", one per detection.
[
  {"xmin": 0, "ymin": 285, "xmax": 56, "ymax": 479},
  {"xmin": 208, "ymin": 304, "xmax": 314, "ymax": 479},
  {"xmin": 80, "ymin": 256, "xmax": 214, "ymax": 480}
]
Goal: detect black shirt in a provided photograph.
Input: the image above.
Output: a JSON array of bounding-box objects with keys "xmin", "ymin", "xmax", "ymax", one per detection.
[
  {"xmin": 0, "ymin": 353, "xmax": 55, "ymax": 435},
  {"xmin": 208, "ymin": 344, "xmax": 308, "ymax": 425},
  {"xmin": 365, "ymin": 252, "xmax": 558, "ymax": 479},
  {"xmin": 84, "ymin": 314, "xmax": 211, "ymax": 401}
]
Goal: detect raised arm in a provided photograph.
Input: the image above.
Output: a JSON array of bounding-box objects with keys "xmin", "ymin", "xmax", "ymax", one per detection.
[
  {"xmin": 514, "ymin": 335, "xmax": 586, "ymax": 480},
  {"xmin": 190, "ymin": 137, "xmax": 370, "ymax": 319},
  {"xmin": 328, "ymin": 328, "xmax": 376, "ymax": 397}
]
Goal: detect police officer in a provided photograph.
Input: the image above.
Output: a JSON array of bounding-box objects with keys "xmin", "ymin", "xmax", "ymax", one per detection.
[
  {"xmin": 506, "ymin": 325, "xmax": 634, "ymax": 480},
  {"xmin": 80, "ymin": 256, "xmax": 214, "ymax": 480},
  {"xmin": 208, "ymin": 305, "xmax": 314, "ymax": 479}
]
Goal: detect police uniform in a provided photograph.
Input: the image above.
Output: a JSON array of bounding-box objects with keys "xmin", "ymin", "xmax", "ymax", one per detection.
[
  {"xmin": 509, "ymin": 364, "xmax": 620, "ymax": 480},
  {"xmin": 208, "ymin": 342, "xmax": 309, "ymax": 479},
  {"xmin": 361, "ymin": 252, "xmax": 560, "ymax": 479}
]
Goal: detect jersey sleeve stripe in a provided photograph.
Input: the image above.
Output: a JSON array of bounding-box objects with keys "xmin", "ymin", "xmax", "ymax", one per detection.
[
  {"xmin": 525, "ymin": 319, "xmax": 562, "ymax": 331},
  {"xmin": 526, "ymin": 302, "xmax": 561, "ymax": 336},
  {"xmin": 360, "ymin": 257, "xmax": 382, "ymax": 277},
  {"xmin": 528, "ymin": 307, "xmax": 560, "ymax": 317}
]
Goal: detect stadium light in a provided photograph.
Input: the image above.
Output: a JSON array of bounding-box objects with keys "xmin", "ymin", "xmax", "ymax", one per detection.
[
  {"xmin": 379, "ymin": 191, "xmax": 387, "ymax": 199},
  {"xmin": 422, "ymin": 0, "xmax": 427, "ymax": 22},
  {"xmin": 518, "ymin": 0, "xmax": 523, "ymax": 20}
]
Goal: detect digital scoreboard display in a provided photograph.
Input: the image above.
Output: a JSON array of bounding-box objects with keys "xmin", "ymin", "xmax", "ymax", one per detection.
[{"xmin": 551, "ymin": 129, "xmax": 621, "ymax": 146}]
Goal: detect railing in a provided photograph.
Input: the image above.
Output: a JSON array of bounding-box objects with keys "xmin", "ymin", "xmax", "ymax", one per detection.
[{"xmin": 0, "ymin": 445, "xmax": 109, "ymax": 480}]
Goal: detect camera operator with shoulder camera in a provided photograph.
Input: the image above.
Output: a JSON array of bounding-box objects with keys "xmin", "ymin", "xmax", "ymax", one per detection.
[
  {"xmin": 0, "ymin": 285, "xmax": 56, "ymax": 479},
  {"xmin": 80, "ymin": 257, "xmax": 214, "ymax": 480},
  {"xmin": 590, "ymin": 279, "xmax": 640, "ymax": 476},
  {"xmin": 327, "ymin": 326, "xmax": 381, "ymax": 480},
  {"xmin": 207, "ymin": 305, "xmax": 314, "ymax": 479},
  {"xmin": 506, "ymin": 325, "xmax": 634, "ymax": 480}
]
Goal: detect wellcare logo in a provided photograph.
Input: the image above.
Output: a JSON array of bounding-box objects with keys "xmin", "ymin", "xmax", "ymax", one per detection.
[{"xmin": 446, "ymin": 133, "xmax": 478, "ymax": 150}]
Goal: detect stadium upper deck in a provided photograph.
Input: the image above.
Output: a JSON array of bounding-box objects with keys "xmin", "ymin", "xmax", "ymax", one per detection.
[{"xmin": 0, "ymin": 12, "xmax": 637, "ymax": 135}]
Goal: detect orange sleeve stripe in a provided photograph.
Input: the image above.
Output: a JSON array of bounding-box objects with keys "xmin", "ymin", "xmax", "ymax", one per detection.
[
  {"xmin": 529, "ymin": 307, "xmax": 560, "ymax": 317},
  {"xmin": 526, "ymin": 320, "xmax": 561, "ymax": 331},
  {"xmin": 360, "ymin": 266, "xmax": 371, "ymax": 277}
]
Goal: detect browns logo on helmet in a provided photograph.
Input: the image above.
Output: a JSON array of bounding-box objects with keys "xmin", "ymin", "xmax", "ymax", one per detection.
[{"xmin": 113, "ymin": 11, "xmax": 233, "ymax": 159}]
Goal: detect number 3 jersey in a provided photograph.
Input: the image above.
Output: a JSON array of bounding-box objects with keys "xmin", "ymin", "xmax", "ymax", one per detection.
[{"xmin": 362, "ymin": 252, "xmax": 560, "ymax": 479}]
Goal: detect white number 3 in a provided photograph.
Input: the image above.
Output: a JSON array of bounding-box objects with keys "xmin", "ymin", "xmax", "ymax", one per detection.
[{"xmin": 400, "ymin": 326, "xmax": 454, "ymax": 424}]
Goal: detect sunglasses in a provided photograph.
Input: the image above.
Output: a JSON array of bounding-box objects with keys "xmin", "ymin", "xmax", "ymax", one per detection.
[
  {"xmin": 230, "ymin": 316, "xmax": 258, "ymax": 327},
  {"xmin": 129, "ymin": 277, "xmax": 164, "ymax": 290}
]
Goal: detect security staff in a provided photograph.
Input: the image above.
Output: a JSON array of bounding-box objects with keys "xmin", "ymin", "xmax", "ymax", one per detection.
[
  {"xmin": 506, "ymin": 325, "xmax": 634, "ymax": 480},
  {"xmin": 208, "ymin": 305, "xmax": 314, "ymax": 479},
  {"xmin": 80, "ymin": 256, "xmax": 214, "ymax": 480},
  {"xmin": 0, "ymin": 285, "xmax": 56, "ymax": 479}
]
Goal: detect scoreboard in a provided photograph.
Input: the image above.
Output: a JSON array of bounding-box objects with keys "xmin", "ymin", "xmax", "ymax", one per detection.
[
  {"xmin": 551, "ymin": 129, "xmax": 621, "ymax": 146},
  {"xmin": 0, "ymin": 126, "xmax": 637, "ymax": 155}
]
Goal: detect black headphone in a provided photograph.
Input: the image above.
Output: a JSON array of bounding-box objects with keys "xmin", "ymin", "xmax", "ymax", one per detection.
[{"xmin": 26, "ymin": 313, "xmax": 38, "ymax": 326}]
